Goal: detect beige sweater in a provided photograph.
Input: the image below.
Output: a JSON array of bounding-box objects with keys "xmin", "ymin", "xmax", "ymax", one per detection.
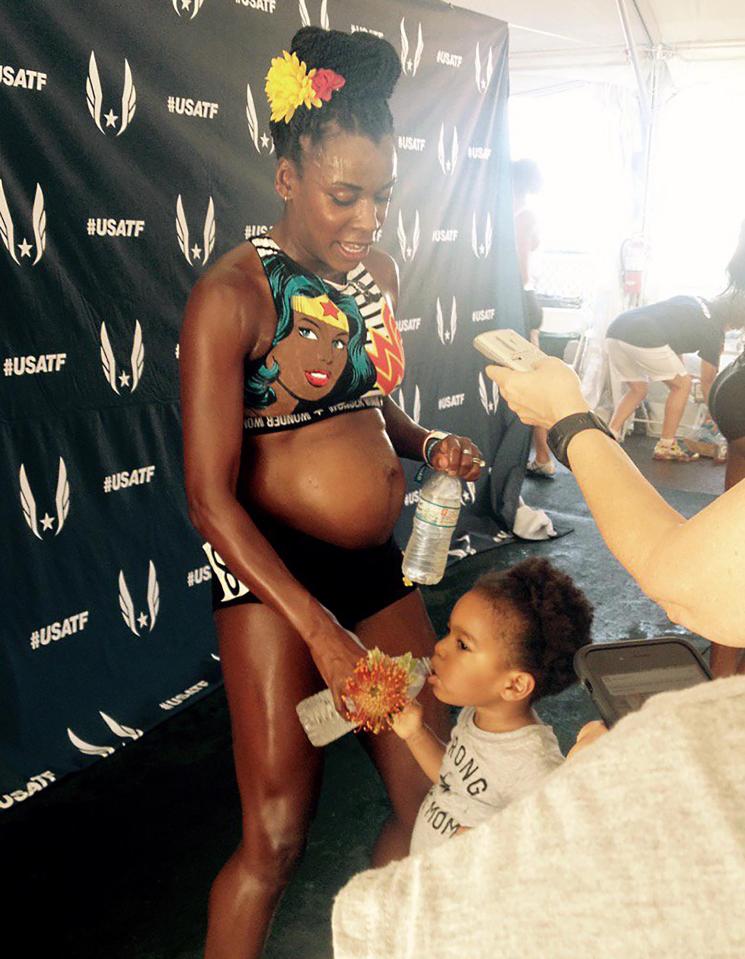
[{"xmin": 333, "ymin": 677, "xmax": 745, "ymax": 959}]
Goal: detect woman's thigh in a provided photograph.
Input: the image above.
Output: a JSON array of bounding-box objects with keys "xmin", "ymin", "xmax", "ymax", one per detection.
[
  {"xmin": 214, "ymin": 603, "xmax": 325, "ymax": 847},
  {"xmin": 354, "ymin": 590, "xmax": 451, "ymax": 825}
]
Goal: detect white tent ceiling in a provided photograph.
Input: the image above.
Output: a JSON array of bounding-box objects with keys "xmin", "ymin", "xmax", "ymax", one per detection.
[
  {"xmin": 450, "ymin": 0, "xmax": 745, "ymax": 92},
  {"xmin": 452, "ymin": 0, "xmax": 745, "ymax": 67}
]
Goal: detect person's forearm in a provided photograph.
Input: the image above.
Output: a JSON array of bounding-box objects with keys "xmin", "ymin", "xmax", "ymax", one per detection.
[
  {"xmin": 566, "ymin": 430, "xmax": 683, "ymax": 587},
  {"xmin": 403, "ymin": 725, "xmax": 447, "ymax": 783},
  {"xmin": 566, "ymin": 429, "xmax": 745, "ymax": 645},
  {"xmin": 486, "ymin": 358, "xmax": 745, "ymax": 646}
]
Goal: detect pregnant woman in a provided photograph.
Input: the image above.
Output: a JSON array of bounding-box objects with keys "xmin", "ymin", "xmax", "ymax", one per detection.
[{"xmin": 179, "ymin": 27, "xmax": 482, "ymax": 959}]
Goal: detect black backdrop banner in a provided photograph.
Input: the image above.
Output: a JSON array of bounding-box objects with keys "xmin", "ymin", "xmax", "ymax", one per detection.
[{"xmin": 0, "ymin": 0, "xmax": 524, "ymax": 808}]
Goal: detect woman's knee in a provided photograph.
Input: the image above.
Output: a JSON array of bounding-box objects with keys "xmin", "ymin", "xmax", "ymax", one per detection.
[
  {"xmin": 239, "ymin": 811, "xmax": 309, "ymax": 886},
  {"xmin": 669, "ymin": 373, "xmax": 692, "ymax": 392},
  {"xmin": 626, "ymin": 381, "xmax": 648, "ymax": 399}
]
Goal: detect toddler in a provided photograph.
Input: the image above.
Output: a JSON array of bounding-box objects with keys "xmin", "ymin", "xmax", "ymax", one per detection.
[{"xmin": 393, "ymin": 557, "xmax": 593, "ymax": 854}]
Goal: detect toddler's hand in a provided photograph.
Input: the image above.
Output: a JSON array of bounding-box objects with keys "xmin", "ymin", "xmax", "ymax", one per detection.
[{"xmin": 390, "ymin": 699, "xmax": 424, "ymax": 740}]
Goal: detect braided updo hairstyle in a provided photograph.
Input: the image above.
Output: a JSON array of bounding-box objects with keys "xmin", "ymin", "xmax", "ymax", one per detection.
[
  {"xmin": 270, "ymin": 27, "xmax": 401, "ymax": 167},
  {"xmin": 474, "ymin": 558, "xmax": 594, "ymax": 702}
]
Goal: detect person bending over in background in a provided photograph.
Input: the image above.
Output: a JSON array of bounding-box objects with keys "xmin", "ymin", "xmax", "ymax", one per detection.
[
  {"xmin": 392, "ymin": 557, "xmax": 592, "ymax": 854},
  {"xmin": 605, "ymin": 291, "xmax": 744, "ymax": 460}
]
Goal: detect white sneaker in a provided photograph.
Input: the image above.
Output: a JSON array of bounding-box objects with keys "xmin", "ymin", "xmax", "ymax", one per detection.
[{"xmin": 526, "ymin": 458, "xmax": 556, "ymax": 479}]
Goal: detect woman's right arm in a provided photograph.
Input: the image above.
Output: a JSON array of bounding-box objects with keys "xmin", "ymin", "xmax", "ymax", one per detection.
[
  {"xmin": 487, "ymin": 358, "xmax": 745, "ymax": 648},
  {"xmin": 179, "ymin": 271, "xmax": 364, "ymax": 706}
]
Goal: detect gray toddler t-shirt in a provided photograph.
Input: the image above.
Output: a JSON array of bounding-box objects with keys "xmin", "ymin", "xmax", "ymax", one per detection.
[{"xmin": 410, "ymin": 707, "xmax": 563, "ymax": 854}]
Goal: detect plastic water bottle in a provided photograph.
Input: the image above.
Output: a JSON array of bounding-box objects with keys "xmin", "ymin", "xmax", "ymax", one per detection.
[
  {"xmin": 295, "ymin": 688, "xmax": 356, "ymax": 747},
  {"xmin": 296, "ymin": 658, "xmax": 431, "ymax": 747},
  {"xmin": 402, "ymin": 471, "xmax": 462, "ymax": 585}
]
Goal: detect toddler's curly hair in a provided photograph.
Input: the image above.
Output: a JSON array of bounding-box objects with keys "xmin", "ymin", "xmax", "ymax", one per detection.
[{"xmin": 474, "ymin": 558, "xmax": 593, "ymax": 701}]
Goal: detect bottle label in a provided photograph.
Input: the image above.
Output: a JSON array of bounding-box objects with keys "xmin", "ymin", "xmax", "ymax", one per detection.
[{"xmin": 415, "ymin": 496, "xmax": 460, "ymax": 528}]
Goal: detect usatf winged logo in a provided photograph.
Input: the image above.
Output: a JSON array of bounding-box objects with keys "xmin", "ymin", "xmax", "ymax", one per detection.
[
  {"xmin": 86, "ymin": 52, "xmax": 137, "ymax": 136},
  {"xmin": 118, "ymin": 561, "xmax": 160, "ymax": 636},
  {"xmin": 396, "ymin": 383, "xmax": 421, "ymax": 424},
  {"xmin": 437, "ymin": 124, "xmax": 459, "ymax": 175},
  {"xmin": 449, "ymin": 533, "xmax": 477, "ymax": 560},
  {"xmin": 68, "ymin": 711, "xmax": 143, "ymax": 758},
  {"xmin": 474, "ymin": 43, "xmax": 494, "ymax": 94},
  {"xmin": 299, "ymin": 0, "xmax": 329, "ymax": 28},
  {"xmin": 19, "ymin": 458, "xmax": 70, "ymax": 539},
  {"xmin": 396, "ymin": 208, "xmax": 420, "ymax": 263},
  {"xmin": 461, "ymin": 481, "xmax": 477, "ymax": 507},
  {"xmin": 172, "ymin": 0, "xmax": 205, "ymax": 19},
  {"xmin": 100, "ymin": 320, "xmax": 145, "ymax": 394},
  {"xmin": 246, "ymin": 82, "xmax": 275, "ymax": 154},
  {"xmin": 436, "ymin": 296, "xmax": 457, "ymax": 346},
  {"xmin": 176, "ymin": 195, "xmax": 216, "ymax": 266},
  {"xmin": 400, "ymin": 18, "xmax": 424, "ymax": 76},
  {"xmin": 471, "ymin": 211, "xmax": 493, "ymax": 259},
  {"xmin": 0, "ymin": 179, "xmax": 46, "ymax": 266},
  {"xmin": 478, "ymin": 371, "xmax": 499, "ymax": 415}
]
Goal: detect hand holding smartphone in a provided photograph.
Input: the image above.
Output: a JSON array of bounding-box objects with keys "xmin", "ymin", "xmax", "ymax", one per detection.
[{"xmin": 473, "ymin": 329, "xmax": 547, "ymax": 372}]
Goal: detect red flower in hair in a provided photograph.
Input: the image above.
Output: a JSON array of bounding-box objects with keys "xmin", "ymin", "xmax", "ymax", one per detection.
[{"xmin": 311, "ymin": 68, "xmax": 346, "ymax": 102}]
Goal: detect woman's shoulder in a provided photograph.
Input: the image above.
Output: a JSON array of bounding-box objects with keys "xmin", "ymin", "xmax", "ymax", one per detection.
[
  {"xmin": 184, "ymin": 242, "xmax": 276, "ymax": 356},
  {"xmin": 362, "ymin": 248, "xmax": 400, "ymax": 305},
  {"xmin": 197, "ymin": 241, "xmax": 270, "ymax": 302}
]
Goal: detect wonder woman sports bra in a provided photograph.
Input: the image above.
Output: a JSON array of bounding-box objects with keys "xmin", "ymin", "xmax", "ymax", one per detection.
[{"xmin": 243, "ymin": 236, "xmax": 405, "ymax": 434}]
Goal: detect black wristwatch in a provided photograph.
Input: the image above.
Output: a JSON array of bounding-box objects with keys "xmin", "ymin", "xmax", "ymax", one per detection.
[{"xmin": 547, "ymin": 411, "xmax": 616, "ymax": 469}]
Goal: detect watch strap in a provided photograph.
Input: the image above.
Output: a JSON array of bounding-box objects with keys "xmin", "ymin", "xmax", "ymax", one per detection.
[{"xmin": 547, "ymin": 412, "xmax": 615, "ymax": 469}]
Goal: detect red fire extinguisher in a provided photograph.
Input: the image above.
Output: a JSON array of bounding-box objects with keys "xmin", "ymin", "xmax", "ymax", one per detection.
[{"xmin": 620, "ymin": 234, "xmax": 650, "ymax": 308}]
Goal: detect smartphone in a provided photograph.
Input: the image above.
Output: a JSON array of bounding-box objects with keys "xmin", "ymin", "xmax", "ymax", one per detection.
[
  {"xmin": 473, "ymin": 329, "xmax": 546, "ymax": 372},
  {"xmin": 574, "ymin": 637, "xmax": 711, "ymax": 726}
]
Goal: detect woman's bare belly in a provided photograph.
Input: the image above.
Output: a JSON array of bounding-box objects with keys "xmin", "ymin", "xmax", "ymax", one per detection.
[{"xmin": 237, "ymin": 409, "xmax": 406, "ymax": 549}]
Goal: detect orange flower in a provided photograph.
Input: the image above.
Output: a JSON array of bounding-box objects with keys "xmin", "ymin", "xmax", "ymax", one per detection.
[{"xmin": 343, "ymin": 649, "xmax": 418, "ymax": 734}]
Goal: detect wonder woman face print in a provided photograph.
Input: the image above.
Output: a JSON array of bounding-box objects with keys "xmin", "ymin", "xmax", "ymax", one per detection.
[{"xmin": 264, "ymin": 294, "xmax": 350, "ymax": 412}]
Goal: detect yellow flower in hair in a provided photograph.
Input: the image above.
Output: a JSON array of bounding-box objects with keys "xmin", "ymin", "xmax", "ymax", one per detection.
[{"xmin": 265, "ymin": 50, "xmax": 321, "ymax": 124}]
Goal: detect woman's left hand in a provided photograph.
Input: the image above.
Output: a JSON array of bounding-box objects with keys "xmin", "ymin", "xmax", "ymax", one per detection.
[{"xmin": 429, "ymin": 434, "xmax": 484, "ymax": 481}]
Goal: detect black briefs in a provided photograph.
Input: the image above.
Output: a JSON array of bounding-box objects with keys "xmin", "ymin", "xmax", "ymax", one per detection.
[{"xmin": 204, "ymin": 516, "xmax": 416, "ymax": 630}]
